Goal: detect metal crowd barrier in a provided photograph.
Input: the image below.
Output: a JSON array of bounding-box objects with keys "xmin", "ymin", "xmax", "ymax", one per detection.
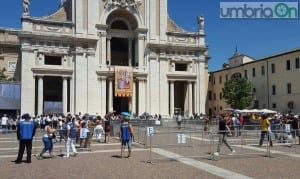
[
  {"xmin": 139, "ymin": 124, "xmax": 300, "ymax": 163},
  {"xmin": 0, "ymin": 128, "xmax": 96, "ymax": 157}
]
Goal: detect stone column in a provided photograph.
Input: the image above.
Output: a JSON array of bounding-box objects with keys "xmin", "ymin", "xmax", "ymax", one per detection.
[
  {"xmin": 132, "ymin": 80, "xmax": 136, "ymax": 115},
  {"xmin": 170, "ymin": 81, "xmax": 174, "ymax": 117},
  {"xmin": 69, "ymin": 77, "xmax": 73, "ymax": 113},
  {"xmin": 98, "ymin": 76, "xmax": 107, "ymax": 115},
  {"xmin": 193, "ymin": 81, "xmax": 196, "ymax": 115},
  {"xmin": 63, "ymin": 77, "xmax": 68, "ymax": 114},
  {"xmin": 37, "ymin": 75, "xmax": 44, "ymax": 115},
  {"xmin": 128, "ymin": 38, "xmax": 133, "ymax": 66},
  {"xmin": 138, "ymin": 78, "xmax": 146, "ymax": 115},
  {"xmin": 108, "ymin": 78, "xmax": 113, "ymax": 111},
  {"xmin": 99, "ymin": 31, "xmax": 107, "ymax": 65},
  {"xmin": 138, "ymin": 34, "xmax": 145, "ymax": 67},
  {"xmin": 107, "ymin": 35, "xmax": 111, "ymax": 65},
  {"xmin": 188, "ymin": 81, "xmax": 193, "ymax": 117}
]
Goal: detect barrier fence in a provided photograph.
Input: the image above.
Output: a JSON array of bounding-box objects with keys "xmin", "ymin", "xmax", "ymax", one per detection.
[
  {"xmin": 0, "ymin": 120, "xmax": 299, "ymax": 162},
  {"xmin": 130, "ymin": 121, "xmax": 300, "ymax": 163},
  {"xmin": 0, "ymin": 128, "xmax": 96, "ymax": 157}
]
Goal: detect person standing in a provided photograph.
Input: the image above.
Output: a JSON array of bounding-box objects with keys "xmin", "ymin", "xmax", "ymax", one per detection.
[
  {"xmin": 15, "ymin": 113, "xmax": 36, "ymax": 164},
  {"xmin": 1, "ymin": 114, "xmax": 8, "ymax": 132},
  {"xmin": 176, "ymin": 114, "xmax": 182, "ymax": 129},
  {"xmin": 64, "ymin": 115, "xmax": 78, "ymax": 158},
  {"xmin": 37, "ymin": 124, "xmax": 56, "ymax": 159},
  {"xmin": 94, "ymin": 116, "xmax": 104, "ymax": 143},
  {"xmin": 253, "ymin": 113, "xmax": 273, "ymax": 147},
  {"xmin": 104, "ymin": 113, "xmax": 111, "ymax": 143},
  {"xmin": 291, "ymin": 114, "xmax": 300, "ymax": 146},
  {"xmin": 232, "ymin": 114, "xmax": 240, "ymax": 137},
  {"xmin": 119, "ymin": 117, "xmax": 134, "ymax": 158},
  {"xmin": 214, "ymin": 115, "xmax": 235, "ymax": 156}
]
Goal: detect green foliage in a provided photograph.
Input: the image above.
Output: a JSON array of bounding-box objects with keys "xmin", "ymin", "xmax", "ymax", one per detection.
[
  {"xmin": 0, "ymin": 69, "xmax": 6, "ymax": 81},
  {"xmin": 222, "ymin": 77, "xmax": 252, "ymax": 109}
]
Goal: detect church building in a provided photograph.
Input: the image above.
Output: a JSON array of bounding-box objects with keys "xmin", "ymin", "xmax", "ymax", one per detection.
[{"xmin": 19, "ymin": 0, "xmax": 209, "ymax": 116}]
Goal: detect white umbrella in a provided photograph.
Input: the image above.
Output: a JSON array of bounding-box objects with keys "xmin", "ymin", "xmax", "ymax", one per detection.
[{"xmin": 260, "ymin": 109, "xmax": 277, "ymax": 114}]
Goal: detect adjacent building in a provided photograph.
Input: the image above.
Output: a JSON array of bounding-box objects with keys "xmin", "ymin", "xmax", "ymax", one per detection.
[{"xmin": 207, "ymin": 48, "xmax": 300, "ymax": 115}]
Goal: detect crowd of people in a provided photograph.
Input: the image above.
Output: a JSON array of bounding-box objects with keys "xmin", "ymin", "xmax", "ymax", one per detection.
[
  {"xmin": 5, "ymin": 111, "xmax": 134, "ymax": 164},
  {"xmin": 2, "ymin": 110, "xmax": 299, "ymax": 163},
  {"xmin": 213, "ymin": 112, "xmax": 300, "ymax": 156}
]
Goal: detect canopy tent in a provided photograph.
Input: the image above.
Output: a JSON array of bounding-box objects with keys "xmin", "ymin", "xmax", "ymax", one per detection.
[
  {"xmin": 223, "ymin": 107, "xmax": 235, "ymax": 112},
  {"xmin": 235, "ymin": 109, "xmax": 277, "ymax": 114},
  {"xmin": 259, "ymin": 109, "xmax": 277, "ymax": 114}
]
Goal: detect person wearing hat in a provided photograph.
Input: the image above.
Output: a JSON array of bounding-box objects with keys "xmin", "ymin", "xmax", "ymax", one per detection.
[
  {"xmin": 119, "ymin": 116, "xmax": 134, "ymax": 158},
  {"xmin": 15, "ymin": 113, "xmax": 36, "ymax": 164}
]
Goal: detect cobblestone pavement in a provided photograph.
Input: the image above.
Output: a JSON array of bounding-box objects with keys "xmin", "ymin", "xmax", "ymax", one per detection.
[{"xmin": 1, "ymin": 125, "xmax": 300, "ymax": 179}]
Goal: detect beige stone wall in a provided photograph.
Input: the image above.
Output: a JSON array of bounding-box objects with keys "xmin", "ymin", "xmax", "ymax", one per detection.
[
  {"xmin": 0, "ymin": 30, "xmax": 20, "ymax": 81},
  {"xmin": 207, "ymin": 49, "xmax": 300, "ymax": 115}
]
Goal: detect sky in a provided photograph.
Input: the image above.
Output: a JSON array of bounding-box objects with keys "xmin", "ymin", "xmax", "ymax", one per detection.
[{"xmin": 1, "ymin": 0, "xmax": 300, "ymax": 71}]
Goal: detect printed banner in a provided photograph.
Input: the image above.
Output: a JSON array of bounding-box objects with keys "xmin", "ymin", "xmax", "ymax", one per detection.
[{"xmin": 115, "ymin": 66, "xmax": 133, "ymax": 97}]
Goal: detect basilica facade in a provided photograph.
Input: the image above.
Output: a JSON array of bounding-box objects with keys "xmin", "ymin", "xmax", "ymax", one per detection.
[{"xmin": 18, "ymin": 0, "xmax": 209, "ymax": 116}]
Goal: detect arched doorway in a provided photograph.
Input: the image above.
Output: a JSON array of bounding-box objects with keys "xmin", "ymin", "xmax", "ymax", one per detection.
[{"xmin": 106, "ymin": 10, "xmax": 138, "ymax": 114}]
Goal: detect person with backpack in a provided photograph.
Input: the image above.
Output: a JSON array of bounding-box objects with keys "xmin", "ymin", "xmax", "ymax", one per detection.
[{"xmin": 64, "ymin": 115, "xmax": 78, "ymax": 158}]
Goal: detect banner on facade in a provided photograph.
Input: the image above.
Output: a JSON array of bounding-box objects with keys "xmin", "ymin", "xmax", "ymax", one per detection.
[{"xmin": 115, "ymin": 66, "xmax": 133, "ymax": 97}]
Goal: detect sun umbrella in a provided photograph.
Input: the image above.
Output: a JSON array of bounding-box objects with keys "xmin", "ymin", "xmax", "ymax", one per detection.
[{"xmin": 121, "ymin": 112, "xmax": 131, "ymax": 117}]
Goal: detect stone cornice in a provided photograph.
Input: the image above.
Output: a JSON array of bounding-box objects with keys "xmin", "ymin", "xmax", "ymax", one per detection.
[
  {"xmin": 96, "ymin": 24, "xmax": 109, "ymax": 30},
  {"xmin": 135, "ymin": 28, "xmax": 148, "ymax": 34},
  {"xmin": 96, "ymin": 70, "xmax": 114, "ymax": 77},
  {"xmin": 0, "ymin": 42, "xmax": 21, "ymax": 47},
  {"xmin": 133, "ymin": 71, "xmax": 147, "ymax": 78},
  {"xmin": 22, "ymin": 16, "xmax": 73, "ymax": 26},
  {"xmin": 147, "ymin": 43, "xmax": 208, "ymax": 52},
  {"xmin": 18, "ymin": 31, "xmax": 98, "ymax": 43},
  {"xmin": 32, "ymin": 68, "xmax": 73, "ymax": 77},
  {"xmin": 166, "ymin": 31, "xmax": 205, "ymax": 37},
  {"xmin": 167, "ymin": 72, "xmax": 197, "ymax": 81}
]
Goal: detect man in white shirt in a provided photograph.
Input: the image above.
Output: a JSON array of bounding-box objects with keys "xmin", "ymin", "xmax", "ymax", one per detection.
[{"xmin": 1, "ymin": 114, "xmax": 8, "ymax": 131}]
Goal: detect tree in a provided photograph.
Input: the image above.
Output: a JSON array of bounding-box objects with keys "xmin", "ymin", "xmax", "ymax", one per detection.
[
  {"xmin": 0, "ymin": 68, "xmax": 6, "ymax": 81},
  {"xmin": 222, "ymin": 77, "xmax": 252, "ymax": 109}
]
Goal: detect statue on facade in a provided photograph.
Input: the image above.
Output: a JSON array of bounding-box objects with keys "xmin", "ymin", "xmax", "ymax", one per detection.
[
  {"xmin": 197, "ymin": 16, "xmax": 205, "ymax": 31},
  {"xmin": 23, "ymin": 0, "xmax": 30, "ymax": 16}
]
